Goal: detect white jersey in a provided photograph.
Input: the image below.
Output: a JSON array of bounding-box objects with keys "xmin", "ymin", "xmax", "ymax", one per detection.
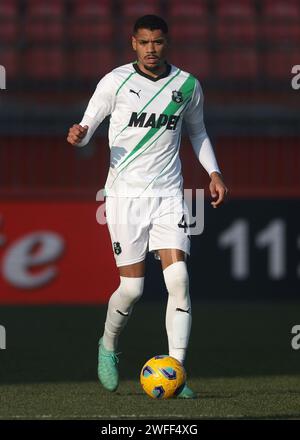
[{"xmin": 78, "ymin": 62, "xmax": 220, "ymax": 197}]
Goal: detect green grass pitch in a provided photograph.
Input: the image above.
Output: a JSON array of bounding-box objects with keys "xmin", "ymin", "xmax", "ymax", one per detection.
[{"xmin": 0, "ymin": 302, "xmax": 299, "ymax": 419}]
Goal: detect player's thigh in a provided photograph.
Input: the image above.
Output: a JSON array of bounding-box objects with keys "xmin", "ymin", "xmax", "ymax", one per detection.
[
  {"xmin": 119, "ymin": 260, "xmax": 146, "ymax": 277},
  {"xmin": 105, "ymin": 196, "xmax": 149, "ymax": 268},
  {"xmin": 158, "ymin": 249, "xmax": 186, "ymax": 271},
  {"xmin": 149, "ymin": 196, "xmax": 191, "ymax": 267}
]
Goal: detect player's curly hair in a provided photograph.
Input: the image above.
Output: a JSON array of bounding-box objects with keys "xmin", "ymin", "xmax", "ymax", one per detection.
[{"xmin": 133, "ymin": 15, "xmax": 168, "ymax": 35}]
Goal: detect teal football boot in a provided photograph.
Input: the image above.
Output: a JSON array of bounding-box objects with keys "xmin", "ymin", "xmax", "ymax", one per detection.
[
  {"xmin": 98, "ymin": 337, "xmax": 121, "ymax": 392},
  {"xmin": 176, "ymin": 383, "xmax": 197, "ymax": 399}
]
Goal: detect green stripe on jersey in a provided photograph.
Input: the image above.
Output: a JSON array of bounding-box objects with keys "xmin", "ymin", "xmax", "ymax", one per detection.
[
  {"xmin": 116, "ymin": 96, "xmax": 192, "ymax": 177},
  {"xmin": 111, "ymin": 68, "xmax": 181, "ymax": 145},
  {"xmin": 138, "ymin": 126, "xmax": 182, "ymax": 196},
  {"xmin": 136, "ymin": 68, "xmax": 181, "ymax": 116},
  {"xmin": 107, "ymin": 96, "xmax": 193, "ymax": 192},
  {"xmin": 116, "ymin": 71, "xmax": 137, "ymax": 96},
  {"xmin": 117, "ymin": 74, "xmax": 196, "ymax": 169}
]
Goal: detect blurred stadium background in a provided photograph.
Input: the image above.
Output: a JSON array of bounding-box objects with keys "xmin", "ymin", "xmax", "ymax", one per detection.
[{"xmin": 0, "ymin": 0, "xmax": 300, "ymax": 419}]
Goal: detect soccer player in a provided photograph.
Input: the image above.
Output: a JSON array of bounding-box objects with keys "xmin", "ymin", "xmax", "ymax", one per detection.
[{"xmin": 67, "ymin": 15, "xmax": 228, "ymax": 398}]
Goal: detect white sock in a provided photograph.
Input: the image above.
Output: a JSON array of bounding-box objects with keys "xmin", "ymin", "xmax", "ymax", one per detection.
[
  {"xmin": 102, "ymin": 276, "xmax": 144, "ymax": 351},
  {"xmin": 163, "ymin": 261, "xmax": 192, "ymax": 365},
  {"xmin": 165, "ymin": 294, "xmax": 187, "ymax": 364}
]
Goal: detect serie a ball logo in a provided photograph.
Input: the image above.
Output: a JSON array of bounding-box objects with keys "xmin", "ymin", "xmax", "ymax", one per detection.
[{"xmin": 140, "ymin": 355, "xmax": 186, "ymax": 399}]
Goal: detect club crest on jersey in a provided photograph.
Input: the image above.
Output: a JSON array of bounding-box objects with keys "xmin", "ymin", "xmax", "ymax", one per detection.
[
  {"xmin": 172, "ymin": 90, "xmax": 183, "ymax": 103},
  {"xmin": 113, "ymin": 242, "xmax": 122, "ymax": 255}
]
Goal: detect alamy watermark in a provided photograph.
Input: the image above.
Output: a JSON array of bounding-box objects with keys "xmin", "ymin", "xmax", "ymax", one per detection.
[
  {"xmin": 291, "ymin": 65, "xmax": 300, "ymax": 90},
  {"xmin": 0, "ymin": 325, "xmax": 6, "ymax": 350},
  {"xmin": 0, "ymin": 65, "xmax": 6, "ymax": 90},
  {"xmin": 291, "ymin": 325, "xmax": 300, "ymax": 350},
  {"xmin": 95, "ymin": 189, "xmax": 205, "ymax": 236}
]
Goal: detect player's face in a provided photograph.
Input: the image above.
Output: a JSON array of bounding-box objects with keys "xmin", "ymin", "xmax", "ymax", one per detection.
[{"xmin": 132, "ymin": 28, "xmax": 168, "ymax": 73}]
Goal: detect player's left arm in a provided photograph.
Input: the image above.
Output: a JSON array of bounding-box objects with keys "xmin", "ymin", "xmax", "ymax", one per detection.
[
  {"xmin": 184, "ymin": 78, "xmax": 228, "ymax": 208},
  {"xmin": 209, "ymin": 171, "xmax": 228, "ymax": 209}
]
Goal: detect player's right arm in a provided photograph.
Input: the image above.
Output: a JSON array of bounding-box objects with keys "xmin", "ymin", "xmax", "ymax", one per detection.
[
  {"xmin": 66, "ymin": 72, "xmax": 117, "ymax": 147},
  {"xmin": 67, "ymin": 124, "xmax": 89, "ymax": 145}
]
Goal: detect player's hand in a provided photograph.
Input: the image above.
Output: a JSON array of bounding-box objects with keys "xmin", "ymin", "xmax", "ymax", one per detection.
[
  {"xmin": 67, "ymin": 124, "xmax": 88, "ymax": 145},
  {"xmin": 209, "ymin": 172, "xmax": 228, "ymax": 208}
]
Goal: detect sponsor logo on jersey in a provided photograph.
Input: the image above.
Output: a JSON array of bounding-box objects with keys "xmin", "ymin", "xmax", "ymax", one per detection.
[
  {"xmin": 172, "ymin": 90, "xmax": 183, "ymax": 103},
  {"xmin": 129, "ymin": 88, "xmax": 141, "ymax": 98},
  {"xmin": 128, "ymin": 112, "xmax": 180, "ymax": 130}
]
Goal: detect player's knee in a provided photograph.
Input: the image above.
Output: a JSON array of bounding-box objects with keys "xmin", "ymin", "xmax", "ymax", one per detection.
[
  {"xmin": 163, "ymin": 261, "xmax": 190, "ymax": 311},
  {"xmin": 119, "ymin": 276, "xmax": 144, "ymax": 304}
]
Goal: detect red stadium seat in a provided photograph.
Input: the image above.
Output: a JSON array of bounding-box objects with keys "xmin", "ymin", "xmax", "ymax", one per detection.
[
  {"xmin": 215, "ymin": 0, "xmax": 256, "ymax": 18},
  {"xmin": 70, "ymin": 48, "xmax": 115, "ymax": 79},
  {"xmin": 119, "ymin": 48, "xmax": 138, "ymax": 65},
  {"xmin": 72, "ymin": 0, "xmax": 111, "ymax": 17},
  {"xmin": 215, "ymin": 49, "xmax": 258, "ymax": 79},
  {"xmin": 69, "ymin": 18, "xmax": 113, "ymax": 42},
  {"xmin": 0, "ymin": 21, "xmax": 18, "ymax": 42},
  {"xmin": 24, "ymin": 18, "xmax": 64, "ymax": 42},
  {"xmin": 261, "ymin": 0, "xmax": 300, "ymax": 18},
  {"xmin": 216, "ymin": 20, "xmax": 257, "ymax": 44},
  {"xmin": 122, "ymin": 18, "xmax": 208, "ymax": 44},
  {"xmin": 0, "ymin": 49, "xmax": 18, "ymax": 78},
  {"xmin": 23, "ymin": 47, "xmax": 65, "ymax": 79},
  {"xmin": 0, "ymin": 0, "xmax": 18, "ymax": 17},
  {"xmin": 263, "ymin": 50, "xmax": 299, "ymax": 79},
  {"xmin": 170, "ymin": 21, "xmax": 210, "ymax": 44},
  {"xmin": 0, "ymin": 0, "xmax": 18, "ymax": 42},
  {"xmin": 26, "ymin": 0, "xmax": 64, "ymax": 17},
  {"xmin": 24, "ymin": 0, "xmax": 64, "ymax": 43},
  {"xmin": 169, "ymin": 50, "xmax": 211, "ymax": 79},
  {"xmin": 122, "ymin": 0, "xmax": 161, "ymax": 17},
  {"xmin": 119, "ymin": 46, "xmax": 136, "ymax": 65},
  {"xmin": 123, "ymin": 17, "xmax": 209, "ymax": 43},
  {"xmin": 169, "ymin": 0, "xmax": 208, "ymax": 18},
  {"xmin": 121, "ymin": 21, "xmax": 136, "ymax": 41},
  {"xmin": 261, "ymin": 21, "xmax": 300, "ymax": 45}
]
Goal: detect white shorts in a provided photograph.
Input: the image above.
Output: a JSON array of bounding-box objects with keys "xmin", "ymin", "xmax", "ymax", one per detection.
[{"xmin": 105, "ymin": 196, "xmax": 191, "ymax": 267}]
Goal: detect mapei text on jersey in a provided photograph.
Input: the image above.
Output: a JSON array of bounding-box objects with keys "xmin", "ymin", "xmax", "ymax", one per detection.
[{"xmin": 128, "ymin": 112, "xmax": 180, "ymax": 130}]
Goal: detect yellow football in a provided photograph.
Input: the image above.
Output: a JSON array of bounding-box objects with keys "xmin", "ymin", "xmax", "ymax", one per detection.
[{"xmin": 140, "ymin": 355, "xmax": 186, "ymax": 399}]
